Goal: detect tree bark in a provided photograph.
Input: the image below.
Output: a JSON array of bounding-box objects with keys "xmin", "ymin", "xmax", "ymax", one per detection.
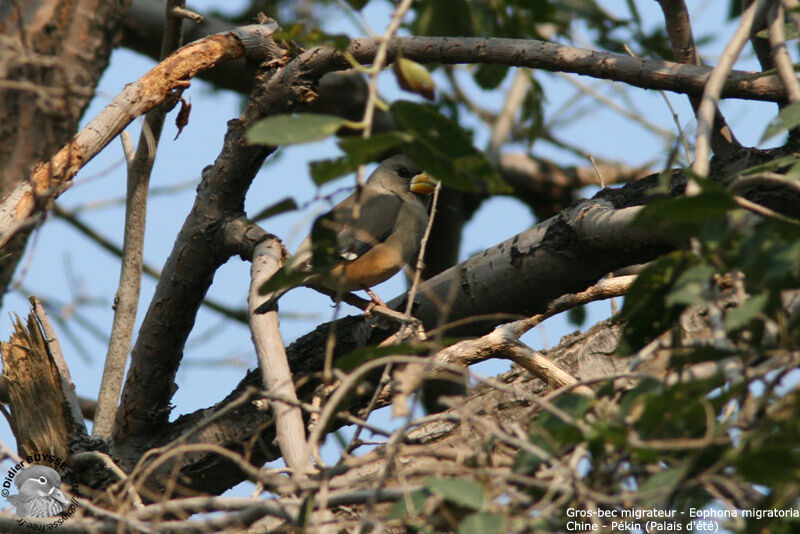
[{"xmin": 0, "ymin": 0, "xmax": 129, "ymax": 306}]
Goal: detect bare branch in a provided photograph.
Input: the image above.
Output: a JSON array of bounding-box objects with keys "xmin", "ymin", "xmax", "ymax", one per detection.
[
  {"xmin": 656, "ymin": 0, "xmax": 741, "ymax": 157},
  {"xmin": 769, "ymin": 3, "xmax": 800, "ymax": 103},
  {"xmin": 95, "ymin": 0, "xmax": 192, "ymax": 441},
  {"xmin": 249, "ymin": 238, "xmax": 312, "ymax": 479},
  {"xmin": 693, "ymin": 0, "xmax": 769, "ymax": 180}
]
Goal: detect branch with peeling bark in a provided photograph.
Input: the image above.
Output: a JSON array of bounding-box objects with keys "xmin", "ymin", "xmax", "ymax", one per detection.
[{"xmin": 0, "ymin": 22, "xmax": 286, "ymax": 250}]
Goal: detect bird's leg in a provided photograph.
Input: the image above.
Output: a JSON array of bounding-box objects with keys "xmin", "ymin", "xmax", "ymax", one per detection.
[{"xmin": 364, "ymin": 287, "xmax": 388, "ymax": 316}]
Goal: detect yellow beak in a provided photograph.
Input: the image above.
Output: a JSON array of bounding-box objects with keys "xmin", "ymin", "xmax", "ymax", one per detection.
[{"xmin": 409, "ymin": 172, "xmax": 438, "ymax": 195}]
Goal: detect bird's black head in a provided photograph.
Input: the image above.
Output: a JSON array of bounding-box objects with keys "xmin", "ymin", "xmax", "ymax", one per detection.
[{"xmin": 374, "ymin": 155, "xmax": 437, "ymax": 197}]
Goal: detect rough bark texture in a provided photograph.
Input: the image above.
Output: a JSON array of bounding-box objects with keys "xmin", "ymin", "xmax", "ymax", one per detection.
[{"xmin": 0, "ymin": 0, "xmax": 129, "ymax": 305}]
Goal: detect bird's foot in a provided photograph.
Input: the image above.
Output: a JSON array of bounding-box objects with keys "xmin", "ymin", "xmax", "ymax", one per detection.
[{"xmin": 364, "ymin": 288, "xmax": 388, "ymax": 316}]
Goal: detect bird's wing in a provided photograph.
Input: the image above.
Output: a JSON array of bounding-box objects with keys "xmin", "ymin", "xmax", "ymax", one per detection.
[{"xmin": 331, "ymin": 189, "xmax": 403, "ymax": 261}]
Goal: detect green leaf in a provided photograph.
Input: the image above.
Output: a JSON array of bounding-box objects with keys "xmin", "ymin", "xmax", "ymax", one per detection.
[
  {"xmin": 274, "ymin": 24, "xmax": 350, "ymax": 50},
  {"xmin": 309, "ymin": 211, "xmax": 343, "ymax": 270},
  {"xmin": 424, "ymin": 477, "xmax": 484, "ymax": 510},
  {"xmin": 414, "ymin": 0, "xmax": 476, "ymax": 37},
  {"xmin": 250, "ymin": 197, "xmax": 298, "ymax": 222},
  {"xmin": 474, "ymin": 64, "xmax": 509, "ymax": 90},
  {"xmin": 388, "ymin": 490, "xmax": 429, "ymax": 519},
  {"xmin": 617, "ymin": 252, "xmax": 693, "ymax": 354},
  {"xmin": 246, "ymin": 114, "xmax": 345, "ymax": 146},
  {"xmin": 755, "ymin": 22, "xmax": 799, "ymax": 41},
  {"xmin": 724, "ymin": 292, "xmax": 769, "ymax": 331},
  {"xmin": 634, "ymin": 185, "xmax": 737, "ymax": 235},
  {"xmin": 638, "ymin": 464, "xmax": 690, "ymax": 507},
  {"xmin": 533, "ymin": 394, "xmax": 590, "ymax": 447},
  {"xmin": 737, "ymin": 448, "xmax": 800, "ymax": 485},
  {"xmin": 338, "ymin": 132, "xmax": 413, "ymax": 161},
  {"xmin": 762, "ymin": 101, "xmax": 800, "ymax": 142},
  {"xmin": 458, "ymin": 513, "xmax": 507, "ymax": 534},
  {"xmin": 736, "ymin": 154, "xmax": 800, "ymax": 176},
  {"xmin": 257, "ymin": 266, "xmax": 308, "ymax": 296},
  {"xmin": 567, "ymin": 305, "xmax": 586, "ymax": 327},
  {"xmin": 309, "ymin": 157, "xmax": 359, "ymax": 185},
  {"xmin": 393, "ymin": 58, "xmax": 436, "ymax": 100},
  {"xmin": 296, "ymin": 495, "xmax": 314, "ymax": 527},
  {"xmin": 345, "ymin": 0, "xmax": 369, "ymax": 9},
  {"xmin": 665, "ymin": 264, "xmax": 715, "ymax": 306},
  {"xmin": 391, "ymin": 101, "xmax": 508, "ymax": 193},
  {"xmin": 513, "ymin": 432, "xmax": 554, "ymax": 474}
]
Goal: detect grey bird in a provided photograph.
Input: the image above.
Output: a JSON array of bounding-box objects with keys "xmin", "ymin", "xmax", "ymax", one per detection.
[
  {"xmin": 256, "ymin": 155, "xmax": 437, "ymax": 313},
  {"xmin": 7, "ymin": 465, "xmax": 70, "ymax": 518}
]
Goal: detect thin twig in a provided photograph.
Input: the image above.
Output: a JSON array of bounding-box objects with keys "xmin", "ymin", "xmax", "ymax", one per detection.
[
  {"xmin": 401, "ymin": 182, "xmax": 441, "ymax": 335},
  {"xmin": 488, "ymin": 69, "xmax": 531, "ymax": 163},
  {"xmin": 692, "ymin": 0, "xmax": 767, "ymax": 181},
  {"xmin": 622, "ymin": 43, "xmax": 692, "ymax": 162},
  {"xmin": 769, "ymin": 2, "xmax": 800, "ymax": 103}
]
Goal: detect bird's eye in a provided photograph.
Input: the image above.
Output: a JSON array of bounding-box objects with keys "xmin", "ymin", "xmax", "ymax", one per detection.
[
  {"xmin": 396, "ymin": 166, "xmax": 414, "ymax": 179},
  {"xmin": 38, "ymin": 476, "xmax": 47, "ymax": 484}
]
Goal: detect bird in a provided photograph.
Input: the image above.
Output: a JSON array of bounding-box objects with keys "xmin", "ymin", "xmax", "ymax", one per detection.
[
  {"xmin": 6, "ymin": 465, "xmax": 70, "ymax": 518},
  {"xmin": 256, "ymin": 154, "xmax": 437, "ymax": 313}
]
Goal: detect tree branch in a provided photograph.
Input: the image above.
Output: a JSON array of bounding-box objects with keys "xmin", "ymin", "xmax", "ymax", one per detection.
[
  {"xmin": 94, "ymin": 0, "xmax": 190, "ymax": 441},
  {"xmin": 692, "ymin": 0, "xmax": 769, "ymax": 180},
  {"xmin": 656, "ymin": 0, "xmax": 741, "ymax": 157},
  {"xmin": 248, "ymin": 238, "xmax": 311, "ymax": 479},
  {"xmin": 0, "ymin": 23, "xmax": 284, "ymax": 250}
]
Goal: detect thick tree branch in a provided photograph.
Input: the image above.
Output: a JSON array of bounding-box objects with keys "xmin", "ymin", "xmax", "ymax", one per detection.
[
  {"xmin": 349, "ymin": 36, "xmax": 785, "ymax": 102},
  {"xmin": 122, "ymin": 4, "xmax": 789, "ymax": 104}
]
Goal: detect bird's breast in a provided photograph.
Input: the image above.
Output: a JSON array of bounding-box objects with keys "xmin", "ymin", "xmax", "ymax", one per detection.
[{"xmin": 321, "ymin": 241, "xmax": 405, "ymax": 291}]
